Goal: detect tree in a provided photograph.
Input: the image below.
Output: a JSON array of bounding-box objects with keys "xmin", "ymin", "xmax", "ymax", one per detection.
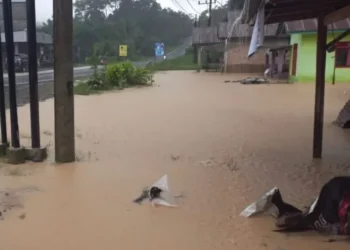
[{"xmin": 38, "ymin": 0, "xmax": 194, "ymax": 62}]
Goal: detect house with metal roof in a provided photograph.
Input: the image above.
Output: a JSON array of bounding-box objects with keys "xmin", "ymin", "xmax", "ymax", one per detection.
[
  {"xmin": 1, "ymin": 30, "xmax": 53, "ymax": 66},
  {"xmin": 0, "ymin": 0, "xmax": 27, "ymax": 31},
  {"xmin": 286, "ymin": 18, "xmax": 350, "ymax": 83},
  {"xmin": 240, "ymin": 0, "xmax": 350, "ymax": 158},
  {"xmin": 192, "ymin": 11, "xmax": 289, "ymax": 73}
]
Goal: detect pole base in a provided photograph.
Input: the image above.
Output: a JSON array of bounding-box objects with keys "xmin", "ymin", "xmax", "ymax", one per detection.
[
  {"xmin": 25, "ymin": 147, "xmax": 48, "ymax": 162},
  {"xmin": 7, "ymin": 147, "xmax": 26, "ymax": 165}
]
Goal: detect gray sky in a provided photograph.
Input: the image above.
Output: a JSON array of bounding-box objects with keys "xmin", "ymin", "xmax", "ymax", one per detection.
[{"xmin": 36, "ymin": 0, "xmax": 213, "ymax": 22}]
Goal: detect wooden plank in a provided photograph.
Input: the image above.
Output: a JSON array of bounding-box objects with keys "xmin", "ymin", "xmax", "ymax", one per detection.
[
  {"xmin": 325, "ymin": 28, "xmax": 350, "ymax": 52},
  {"xmin": 266, "ymin": 12, "xmax": 319, "ymax": 24},
  {"xmin": 324, "ymin": 5, "xmax": 350, "ymax": 25}
]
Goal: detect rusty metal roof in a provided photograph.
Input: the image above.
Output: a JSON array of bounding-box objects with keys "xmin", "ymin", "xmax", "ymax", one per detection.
[
  {"xmin": 285, "ymin": 18, "xmax": 350, "ymax": 33},
  {"xmin": 192, "ymin": 27, "xmax": 222, "ymax": 45},
  {"xmin": 242, "ymin": 0, "xmax": 350, "ymax": 24},
  {"xmin": 218, "ymin": 11, "xmax": 280, "ymax": 39}
]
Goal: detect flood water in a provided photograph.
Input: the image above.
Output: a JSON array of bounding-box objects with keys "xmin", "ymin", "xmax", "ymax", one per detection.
[{"xmin": 0, "ymin": 71, "xmax": 350, "ymax": 249}]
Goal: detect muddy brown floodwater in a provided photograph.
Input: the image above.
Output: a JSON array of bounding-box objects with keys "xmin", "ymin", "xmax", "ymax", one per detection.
[{"xmin": 0, "ymin": 71, "xmax": 350, "ymax": 249}]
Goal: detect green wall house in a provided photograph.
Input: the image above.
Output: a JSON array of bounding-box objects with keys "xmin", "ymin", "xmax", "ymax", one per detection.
[{"xmin": 285, "ymin": 19, "xmax": 350, "ymax": 83}]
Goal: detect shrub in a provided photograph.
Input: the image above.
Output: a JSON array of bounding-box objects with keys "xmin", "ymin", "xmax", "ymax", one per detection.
[
  {"xmin": 106, "ymin": 63, "xmax": 127, "ymax": 88},
  {"xmin": 106, "ymin": 62, "xmax": 153, "ymax": 88},
  {"xmin": 86, "ymin": 70, "xmax": 105, "ymax": 89},
  {"xmin": 129, "ymin": 68, "xmax": 154, "ymax": 86}
]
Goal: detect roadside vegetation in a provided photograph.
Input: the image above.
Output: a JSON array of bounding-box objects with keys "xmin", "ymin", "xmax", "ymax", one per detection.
[
  {"xmin": 38, "ymin": 0, "xmax": 193, "ymax": 63},
  {"xmin": 74, "ymin": 51, "xmax": 154, "ymax": 95},
  {"xmin": 145, "ymin": 50, "xmax": 197, "ymax": 71}
]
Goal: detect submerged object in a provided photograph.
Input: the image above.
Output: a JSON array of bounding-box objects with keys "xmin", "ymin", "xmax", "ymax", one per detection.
[
  {"xmin": 240, "ymin": 187, "xmax": 301, "ymax": 218},
  {"xmin": 241, "ymin": 176, "xmax": 350, "ymax": 235},
  {"xmin": 133, "ymin": 175, "xmax": 177, "ymax": 207}
]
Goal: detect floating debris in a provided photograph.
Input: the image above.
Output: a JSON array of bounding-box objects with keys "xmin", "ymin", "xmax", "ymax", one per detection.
[
  {"xmin": 225, "ymin": 77, "xmax": 269, "ymax": 84},
  {"xmin": 170, "ymin": 154, "xmax": 180, "ymax": 161},
  {"xmin": 133, "ymin": 175, "xmax": 178, "ymax": 207},
  {"xmin": 241, "ymin": 176, "xmax": 350, "ymax": 235},
  {"xmin": 19, "ymin": 213, "xmax": 26, "ymax": 220}
]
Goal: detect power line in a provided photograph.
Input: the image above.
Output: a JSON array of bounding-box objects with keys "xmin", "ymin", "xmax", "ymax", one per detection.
[
  {"xmin": 198, "ymin": 0, "xmax": 216, "ymax": 26},
  {"xmin": 186, "ymin": 0, "xmax": 200, "ymax": 14},
  {"xmin": 216, "ymin": 0, "xmax": 224, "ymax": 7},
  {"xmin": 172, "ymin": 0, "xmax": 190, "ymax": 14}
]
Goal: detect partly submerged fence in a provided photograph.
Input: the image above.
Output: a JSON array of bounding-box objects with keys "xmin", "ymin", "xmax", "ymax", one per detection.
[{"xmin": 0, "ymin": 0, "xmax": 46, "ymax": 164}]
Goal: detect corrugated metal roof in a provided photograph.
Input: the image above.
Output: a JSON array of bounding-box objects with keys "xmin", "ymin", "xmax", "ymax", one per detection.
[
  {"xmin": 218, "ymin": 11, "xmax": 280, "ymax": 39},
  {"xmin": 0, "ymin": 1, "xmax": 26, "ymax": 20},
  {"xmin": 192, "ymin": 27, "xmax": 221, "ymax": 45},
  {"xmin": 285, "ymin": 18, "xmax": 350, "ymax": 33},
  {"xmin": 0, "ymin": 0, "xmax": 27, "ymax": 31},
  {"xmin": 1, "ymin": 31, "xmax": 52, "ymax": 44}
]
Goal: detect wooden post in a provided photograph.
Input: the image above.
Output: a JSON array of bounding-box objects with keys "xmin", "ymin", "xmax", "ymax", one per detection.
[
  {"xmin": 313, "ymin": 15, "xmax": 327, "ymax": 158},
  {"xmin": 265, "ymin": 53, "xmax": 269, "ymax": 71},
  {"xmin": 53, "ymin": 0, "xmax": 75, "ymax": 163},
  {"xmin": 270, "ymin": 51, "xmax": 276, "ymax": 78},
  {"xmin": 197, "ymin": 46, "xmax": 202, "ymax": 72}
]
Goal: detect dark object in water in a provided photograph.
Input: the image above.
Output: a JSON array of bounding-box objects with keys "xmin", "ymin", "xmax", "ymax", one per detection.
[
  {"xmin": 271, "ymin": 189, "xmax": 302, "ymax": 217},
  {"xmin": 229, "ymin": 77, "xmax": 269, "ymax": 84},
  {"xmin": 133, "ymin": 188, "xmax": 149, "ymax": 204},
  {"xmin": 149, "ymin": 187, "xmax": 162, "ymax": 199},
  {"xmin": 274, "ymin": 176, "xmax": 350, "ymax": 235},
  {"xmin": 133, "ymin": 187, "xmax": 163, "ymax": 205}
]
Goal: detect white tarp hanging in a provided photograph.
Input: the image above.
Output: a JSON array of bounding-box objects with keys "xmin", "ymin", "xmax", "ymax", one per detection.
[
  {"xmin": 150, "ymin": 174, "xmax": 177, "ymax": 207},
  {"xmin": 248, "ymin": 4, "xmax": 265, "ymax": 57}
]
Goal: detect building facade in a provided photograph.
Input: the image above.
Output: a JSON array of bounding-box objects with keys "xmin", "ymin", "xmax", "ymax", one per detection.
[{"xmin": 286, "ymin": 19, "xmax": 350, "ymax": 83}]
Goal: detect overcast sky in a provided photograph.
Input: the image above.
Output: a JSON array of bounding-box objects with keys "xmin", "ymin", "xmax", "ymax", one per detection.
[{"xmin": 35, "ymin": 0, "xmax": 214, "ymax": 22}]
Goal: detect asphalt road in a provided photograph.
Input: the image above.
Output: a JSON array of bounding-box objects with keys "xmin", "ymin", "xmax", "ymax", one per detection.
[
  {"xmin": 3, "ymin": 37, "xmax": 191, "ymax": 89},
  {"xmin": 3, "ymin": 61, "xmax": 151, "ymax": 88}
]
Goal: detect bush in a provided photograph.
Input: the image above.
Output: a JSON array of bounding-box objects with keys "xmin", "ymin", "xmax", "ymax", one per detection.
[
  {"xmin": 86, "ymin": 70, "xmax": 105, "ymax": 89},
  {"xmin": 129, "ymin": 68, "xmax": 154, "ymax": 86},
  {"xmin": 106, "ymin": 62, "xmax": 153, "ymax": 88},
  {"xmin": 75, "ymin": 61, "xmax": 154, "ymax": 95}
]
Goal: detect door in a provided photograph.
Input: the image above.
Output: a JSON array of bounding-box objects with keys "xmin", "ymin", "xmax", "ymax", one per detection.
[{"xmin": 291, "ymin": 43, "xmax": 298, "ymax": 76}]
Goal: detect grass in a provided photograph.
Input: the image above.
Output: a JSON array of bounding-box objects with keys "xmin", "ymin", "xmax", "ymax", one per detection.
[
  {"xmin": 145, "ymin": 53, "xmax": 197, "ymax": 71},
  {"xmin": 74, "ymin": 82, "xmax": 114, "ymax": 95}
]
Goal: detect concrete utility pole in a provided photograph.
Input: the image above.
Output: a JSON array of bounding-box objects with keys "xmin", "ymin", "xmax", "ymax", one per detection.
[
  {"xmin": 198, "ymin": 0, "xmax": 216, "ymax": 26},
  {"xmin": 53, "ymin": 0, "xmax": 75, "ymax": 163}
]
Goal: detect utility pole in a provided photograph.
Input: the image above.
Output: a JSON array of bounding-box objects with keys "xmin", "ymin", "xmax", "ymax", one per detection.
[
  {"xmin": 198, "ymin": 0, "xmax": 216, "ymax": 26},
  {"xmin": 53, "ymin": 0, "xmax": 75, "ymax": 163},
  {"xmin": 193, "ymin": 15, "xmax": 198, "ymax": 64}
]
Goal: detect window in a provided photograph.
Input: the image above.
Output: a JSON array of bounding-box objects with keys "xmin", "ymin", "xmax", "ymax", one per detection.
[{"xmin": 335, "ymin": 42, "xmax": 350, "ymax": 68}]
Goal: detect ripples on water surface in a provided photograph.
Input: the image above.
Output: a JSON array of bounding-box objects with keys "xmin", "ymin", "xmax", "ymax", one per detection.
[{"xmin": 0, "ymin": 71, "xmax": 349, "ymax": 249}]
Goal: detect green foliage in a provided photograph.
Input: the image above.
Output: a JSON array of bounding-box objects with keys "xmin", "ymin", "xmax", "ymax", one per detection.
[
  {"xmin": 74, "ymin": 62, "xmax": 153, "ymax": 95},
  {"xmin": 146, "ymin": 53, "xmax": 197, "ymax": 71},
  {"xmin": 198, "ymin": 4, "xmax": 230, "ymax": 26},
  {"xmin": 86, "ymin": 44, "xmax": 100, "ymax": 70},
  {"xmin": 38, "ymin": 0, "xmax": 194, "ymax": 63},
  {"xmin": 86, "ymin": 69, "xmax": 106, "ymax": 89},
  {"xmin": 106, "ymin": 61, "xmax": 154, "ymax": 88},
  {"xmin": 130, "ymin": 68, "xmax": 154, "ymax": 86},
  {"xmin": 106, "ymin": 62, "xmax": 128, "ymax": 88}
]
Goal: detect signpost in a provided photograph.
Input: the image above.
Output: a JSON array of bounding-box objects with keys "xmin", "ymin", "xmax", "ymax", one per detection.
[
  {"xmin": 119, "ymin": 45, "xmax": 127, "ymax": 57},
  {"xmin": 155, "ymin": 42, "xmax": 164, "ymax": 57},
  {"xmin": 155, "ymin": 42, "xmax": 165, "ymax": 62}
]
